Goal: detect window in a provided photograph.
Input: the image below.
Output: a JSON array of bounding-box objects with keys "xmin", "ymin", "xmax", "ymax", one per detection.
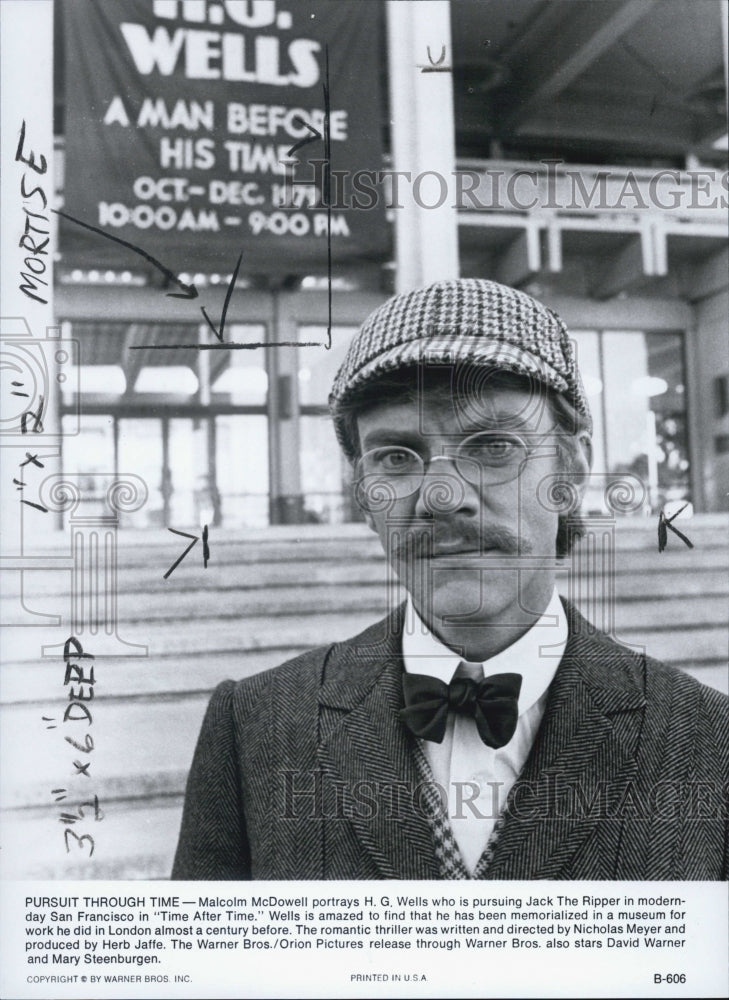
[
  {"xmin": 573, "ymin": 330, "xmax": 689, "ymax": 514},
  {"xmin": 298, "ymin": 325, "xmax": 360, "ymax": 522}
]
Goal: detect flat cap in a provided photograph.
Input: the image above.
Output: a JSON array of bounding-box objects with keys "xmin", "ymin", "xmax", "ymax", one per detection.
[{"xmin": 329, "ymin": 278, "xmax": 591, "ymax": 459}]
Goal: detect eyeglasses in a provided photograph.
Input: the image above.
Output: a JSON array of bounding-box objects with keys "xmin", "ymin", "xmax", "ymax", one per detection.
[{"xmin": 354, "ymin": 429, "xmax": 552, "ymax": 508}]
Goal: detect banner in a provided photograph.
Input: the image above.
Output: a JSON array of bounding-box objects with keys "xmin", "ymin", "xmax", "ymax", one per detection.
[{"xmin": 61, "ymin": 0, "xmax": 387, "ymax": 274}]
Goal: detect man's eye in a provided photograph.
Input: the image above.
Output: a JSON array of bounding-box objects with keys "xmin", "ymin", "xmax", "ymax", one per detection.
[
  {"xmin": 373, "ymin": 448, "xmax": 417, "ymax": 472},
  {"xmin": 470, "ymin": 434, "xmax": 521, "ymax": 463}
]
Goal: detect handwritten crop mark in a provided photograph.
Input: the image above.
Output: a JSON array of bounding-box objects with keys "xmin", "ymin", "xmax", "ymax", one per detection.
[
  {"xmin": 59, "ymin": 796, "xmax": 103, "ymax": 825},
  {"xmin": 21, "ymin": 395, "xmax": 44, "ymax": 433},
  {"xmin": 164, "ymin": 525, "xmax": 210, "ymax": 579},
  {"xmin": 15, "ymin": 451, "xmax": 48, "ymax": 513},
  {"xmin": 51, "ymin": 208, "xmax": 198, "ymax": 299},
  {"xmin": 130, "ymin": 340, "xmax": 324, "ymax": 351},
  {"xmin": 286, "ymin": 117, "xmax": 323, "ymax": 159},
  {"xmin": 202, "ymin": 523, "xmax": 210, "ymax": 569},
  {"xmin": 65, "ymin": 733, "xmax": 94, "ymax": 753},
  {"xmin": 200, "ymin": 251, "xmax": 243, "ymax": 343},
  {"xmin": 657, "ymin": 503, "xmax": 694, "ymax": 553},
  {"xmin": 421, "ymin": 45, "xmax": 451, "ymax": 72},
  {"xmin": 21, "ymin": 498, "xmax": 49, "ymax": 513}
]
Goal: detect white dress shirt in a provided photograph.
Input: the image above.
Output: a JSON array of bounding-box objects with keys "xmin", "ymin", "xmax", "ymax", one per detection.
[{"xmin": 401, "ymin": 589, "xmax": 568, "ymax": 873}]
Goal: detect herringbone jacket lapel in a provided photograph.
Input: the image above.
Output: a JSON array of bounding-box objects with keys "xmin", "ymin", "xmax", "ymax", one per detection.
[
  {"xmin": 317, "ymin": 606, "xmax": 439, "ymax": 879},
  {"xmin": 485, "ymin": 602, "xmax": 648, "ymax": 879}
]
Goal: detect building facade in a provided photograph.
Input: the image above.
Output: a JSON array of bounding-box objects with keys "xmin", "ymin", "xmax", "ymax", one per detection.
[{"xmin": 48, "ymin": 0, "xmax": 729, "ymax": 529}]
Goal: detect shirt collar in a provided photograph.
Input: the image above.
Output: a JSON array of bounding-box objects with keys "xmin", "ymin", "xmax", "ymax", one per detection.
[{"xmin": 401, "ymin": 589, "xmax": 567, "ymax": 714}]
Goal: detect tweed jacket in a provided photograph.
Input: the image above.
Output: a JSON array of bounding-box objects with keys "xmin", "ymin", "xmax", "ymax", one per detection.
[{"xmin": 172, "ymin": 601, "xmax": 728, "ymax": 880}]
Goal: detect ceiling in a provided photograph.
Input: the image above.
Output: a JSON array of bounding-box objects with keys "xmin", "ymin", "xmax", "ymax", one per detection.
[{"xmin": 450, "ymin": 0, "xmax": 728, "ymax": 163}]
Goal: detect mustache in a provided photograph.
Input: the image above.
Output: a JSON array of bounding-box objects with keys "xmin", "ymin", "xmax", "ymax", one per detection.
[{"xmin": 390, "ymin": 521, "xmax": 526, "ymax": 560}]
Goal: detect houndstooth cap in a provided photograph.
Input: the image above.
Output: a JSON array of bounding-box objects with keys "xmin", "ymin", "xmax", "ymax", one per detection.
[{"xmin": 329, "ymin": 278, "xmax": 592, "ymax": 460}]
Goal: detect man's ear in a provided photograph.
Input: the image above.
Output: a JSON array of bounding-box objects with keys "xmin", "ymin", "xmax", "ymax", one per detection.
[
  {"xmin": 348, "ymin": 450, "xmax": 377, "ymax": 532},
  {"xmin": 570, "ymin": 431, "xmax": 593, "ymax": 507},
  {"xmin": 577, "ymin": 431, "xmax": 593, "ymax": 473}
]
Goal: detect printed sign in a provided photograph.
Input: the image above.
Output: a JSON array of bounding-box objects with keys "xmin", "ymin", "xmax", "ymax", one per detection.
[{"xmin": 61, "ymin": 0, "xmax": 387, "ymax": 274}]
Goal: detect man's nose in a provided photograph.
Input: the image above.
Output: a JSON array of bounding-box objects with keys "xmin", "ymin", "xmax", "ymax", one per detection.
[{"xmin": 413, "ymin": 455, "xmax": 480, "ymax": 517}]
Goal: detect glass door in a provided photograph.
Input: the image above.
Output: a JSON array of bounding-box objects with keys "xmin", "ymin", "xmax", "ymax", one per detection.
[
  {"xmin": 117, "ymin": 418, "xmax": 165, "ymax": 527},
  {"xmin": 168, "ymin": 418, "xmax": 212, "ymax": 527},
  {"xmin": 215, "ymin": 415, "xmax": 269, "ymax": 527}
]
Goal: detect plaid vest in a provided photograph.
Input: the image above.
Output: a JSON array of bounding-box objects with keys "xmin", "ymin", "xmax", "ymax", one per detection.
[{"xmin": 411, "ymin": 740, "xmax": 504, "ymax": 879}]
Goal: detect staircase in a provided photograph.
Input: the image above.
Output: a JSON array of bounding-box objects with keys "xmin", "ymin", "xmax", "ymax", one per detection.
[{"xmin": 2, "ymin": 515, "xmax": 726, "ymax": 879}]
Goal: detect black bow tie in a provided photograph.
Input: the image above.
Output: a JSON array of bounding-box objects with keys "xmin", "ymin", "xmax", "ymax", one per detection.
[{"xmin": 400, "ymin": 671, "xmax": 522, "ymax": 748}]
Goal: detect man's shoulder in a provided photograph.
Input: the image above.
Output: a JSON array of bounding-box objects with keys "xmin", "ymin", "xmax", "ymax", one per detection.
[
  {"xmin": 213, "ymin": 642, "xmax": 334, "ymax": 708},
  {"xmin": 213, "ymin": 608, "xmax": 403, "ymax": 709},
  {"xmin": 565, "ymin": 600, "xmax": 728, "ymax": 718},
  {"xmin": 643, "ymin": 652, "xmax": 729, "ymax": 721}
]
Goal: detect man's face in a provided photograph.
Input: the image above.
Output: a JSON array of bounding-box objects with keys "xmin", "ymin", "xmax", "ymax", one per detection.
[{"xmin": 356, "ymin": 380, "xmax": 579, "ymax": 650}]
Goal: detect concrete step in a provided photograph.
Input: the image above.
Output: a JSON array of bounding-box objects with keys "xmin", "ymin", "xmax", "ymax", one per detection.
[
  {"xmin": 0, "ymin": 795, "xmax": 181, "ymax": 881},
  {"xmin": 3, "ymin": 644, "xmax": 726, "ymax": 715},
  {"xmin": 2, "ymin": 697, "xmax": 207, "ymax": 811},
  {"xmin": 8, "ymin": 512, "xmax": 728, "ymax": 560},
  {"xmin": 2, "ymin": 549, "xmax": 726, "ymax": 601},
  {"xmin": 4, "ymin": 585, "xmax": 726, "ymax": 628},
  {"xmin": 2, "ymin": 615, "xmax": 727, "ymax": 700},
  {"xmin": 2, "ymin": 606, "xmax": 725, "ymax": 677},
  {"xmin": 2, "ymin": 647, "xmax": 309, "ymax": 703}
]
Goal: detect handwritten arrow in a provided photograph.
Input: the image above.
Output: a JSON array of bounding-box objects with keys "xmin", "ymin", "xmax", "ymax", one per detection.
[
  {"xmin": 52, "ymin": 208, "xmax": 198, "ymax": 299},
  {"xmin": 202, "ymin": 523, "xmax": 210, "ymax": 568},
  {"xmin": 200, "ymin": 252, "xmax": 243, "ymax": 343},
  {"xmin": 286, "ymin": 117, "xmax": 323, "ymax": 158},
  {"xmin": 657, "ymin": 503, "xmax": 694, "ymax": 553},
  {"xmin": 163, "ymin": 527, "xmax": 200, "ymax": 579},
  {"xmin": 420, "ymin": 43, "xmax": 452, "ymax": 72},
  {"xmin": 427, "ymin": 45, "xmax": 446, "ymax": 66}
]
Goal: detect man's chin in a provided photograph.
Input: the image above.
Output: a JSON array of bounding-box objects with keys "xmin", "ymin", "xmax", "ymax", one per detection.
[{"xmin": 409, "ymin": 578, "xmax": 516, "ymax": 632}]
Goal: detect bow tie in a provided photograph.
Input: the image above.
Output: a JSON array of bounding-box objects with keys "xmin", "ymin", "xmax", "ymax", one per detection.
[{"xmin": 400, "ymin": 671, "xmax": 522, "ymax": 748}]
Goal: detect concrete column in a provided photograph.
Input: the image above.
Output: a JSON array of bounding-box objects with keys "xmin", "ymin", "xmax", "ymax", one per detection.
[
  {"xmin": 267, "ymin": 290, "xmax": 303, "ymax": 524},
  {"xmin": 387, "ymin": 0, "xmax": 459, "ymax": 291},
  {"xmin": 196, "ymin": 324, "xmax": 222, "ymax": 526}
]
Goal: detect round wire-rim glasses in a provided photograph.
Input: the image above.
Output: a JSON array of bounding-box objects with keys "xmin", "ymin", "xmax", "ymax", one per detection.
[{"xmin": 354, "ymin": 429, "xmax": 554, "ymax": 508}]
